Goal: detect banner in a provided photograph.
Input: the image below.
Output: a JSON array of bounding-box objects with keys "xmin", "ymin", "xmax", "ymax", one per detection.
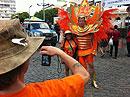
[
  {"xmin": 57, "ymin": 0, "xmax": 82, "ymax": 3},
  {"xmin": 102, "ymin": 0, "xmax": 130, "ymax": 7}
]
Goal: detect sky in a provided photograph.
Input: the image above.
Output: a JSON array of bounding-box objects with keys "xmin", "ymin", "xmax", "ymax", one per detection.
[
  {"xmin": 16, "ymin": 0, "xmax": 67, "ymax": 15},
  {"xmin": 16, "ymin": 0, "xmax": 101, "ymax": 15}
]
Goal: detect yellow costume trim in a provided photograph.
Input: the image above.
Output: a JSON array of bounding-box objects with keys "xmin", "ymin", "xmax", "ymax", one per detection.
[{"xmin": 70, "ymin": 24, "xmax": 97, "ymax": 36}]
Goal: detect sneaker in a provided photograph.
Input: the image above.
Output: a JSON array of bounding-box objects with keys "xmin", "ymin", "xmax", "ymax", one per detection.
[{"xmin": 92, "ymin": 80, "xmax": 99, "ymax": 89}]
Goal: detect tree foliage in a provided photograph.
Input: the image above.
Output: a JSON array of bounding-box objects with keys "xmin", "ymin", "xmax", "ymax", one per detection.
[
  {"xmin": 11, "ymin": 12, "xmax": 29, "ymax": 23},
  {"xmin": 34, "ymin": 8, "xmax": 58, "ymax": 24}
]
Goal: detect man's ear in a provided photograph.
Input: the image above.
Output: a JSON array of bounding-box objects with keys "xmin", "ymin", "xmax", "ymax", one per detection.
[{"xmin": 22, "ymin": 60, "xmax": 29, "ymax": 74}]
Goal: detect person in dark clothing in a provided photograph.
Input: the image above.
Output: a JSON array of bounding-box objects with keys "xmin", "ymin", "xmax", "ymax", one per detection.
[
  {"xmin": 126, "ymin": 26, "xmax": 130, "ymax": 57},
  {"xmin": 54, "ymin": 23, "xmax": 60, "ymax": 42},
  {"xmin": 99, "ymin": 39, "xmax": 108, "ymax": 57},
  {"xmin": 110, "ymin": 25, "xmax": 121, "ymax": 59}
]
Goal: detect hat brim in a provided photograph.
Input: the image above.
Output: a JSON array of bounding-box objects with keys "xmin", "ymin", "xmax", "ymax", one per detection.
[{"xmin": 0, "ymin": 37, "xmax": 45, "ymax": 74}]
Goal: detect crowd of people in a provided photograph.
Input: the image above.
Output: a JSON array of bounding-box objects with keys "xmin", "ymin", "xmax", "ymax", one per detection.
[
  {"xmin": 98, "ymin": 25, "xmax": 130, "ymax": 58},
  {"xmin": 55, "ymin": 0, "xmax": 130, "ymax": 90},
  {"xmin": 57, "ymin": 23, "xmax": 130, "ymax": 87},
  {"xmin": 58, "ymin": 24, "xmax": 130, "ymax": 59},
  {"xmin": 98, "ymin": 25, "xmax": 121, "ymax": 59},
  {"xmin": 0, "ymin": 19, "xmax": 129, "ymax": 97},
  {"xmin": 0, "ymin": 0, "xmax": 130, "ymax": 97}
]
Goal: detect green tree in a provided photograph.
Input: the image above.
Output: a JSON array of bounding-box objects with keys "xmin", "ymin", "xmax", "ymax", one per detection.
[
  {"xmin": 11, "ymin": 12, "xmax": 29, "ymax": 23},
  {"xmin": 34, "ymin": 10, "xmax": 43, "ymax": 20},
  {"xmin": 34, "ymin": 8, "xmax": 58, "ymax": 24}
]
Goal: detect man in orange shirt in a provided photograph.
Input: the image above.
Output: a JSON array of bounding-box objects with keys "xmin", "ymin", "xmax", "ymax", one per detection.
[{"xmin": 0, "ymin": 20, "xmax": 89, "ymax": 97}]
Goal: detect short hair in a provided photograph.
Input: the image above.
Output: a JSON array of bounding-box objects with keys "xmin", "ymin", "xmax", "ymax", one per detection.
[{"xmin": 0, "ymin": 64, "xmax": 24, "ymax": 90}]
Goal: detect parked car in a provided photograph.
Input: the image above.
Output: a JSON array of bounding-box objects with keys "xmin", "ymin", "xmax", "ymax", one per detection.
[{"xmin": 23, "ymin": 21, "xmax": 58, "ymax": 46}]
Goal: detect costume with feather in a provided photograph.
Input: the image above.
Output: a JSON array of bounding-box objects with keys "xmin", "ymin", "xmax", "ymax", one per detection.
[
  {"xmin": 57, "ymin": 0, "xmax": 117, "ymax": 88},
  {"xmin": 57, "ymin": 0, "xmax": 117, "ymax": 69}
]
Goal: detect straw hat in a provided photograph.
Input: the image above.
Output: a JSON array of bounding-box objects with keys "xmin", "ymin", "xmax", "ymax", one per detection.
[
  {"xmin": 0, "ymin": 20, "xmax": 44, "ymax": 74},
  {"xmin": 64, "ymin": 30, "xmax": 72, "ymax": 34}
]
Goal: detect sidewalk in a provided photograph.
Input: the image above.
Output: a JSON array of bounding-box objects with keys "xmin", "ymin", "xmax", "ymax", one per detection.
[
  {"xmin": 84, "ymin": 47, "xmax": 130, "ymax": 97},
  {"xmin": 25, "ymin": 45, "xmax": 130, "ymax": 97}
]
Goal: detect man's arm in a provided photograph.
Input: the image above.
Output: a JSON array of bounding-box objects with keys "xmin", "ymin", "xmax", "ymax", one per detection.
[
  {"xmin": 40, "ymin": 46, "xmax": 90, "ymax": 84},
  {"xmin": 57, "ymin": 49, "xmax": 90, "ymax": 83}
]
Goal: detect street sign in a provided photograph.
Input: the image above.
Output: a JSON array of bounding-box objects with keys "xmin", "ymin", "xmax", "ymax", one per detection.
[{"xmin": 102, "ymin": 0, "xmax": 130, "ymax": 8}]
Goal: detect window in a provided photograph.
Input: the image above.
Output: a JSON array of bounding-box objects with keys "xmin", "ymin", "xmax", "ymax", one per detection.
[{"xmin": 30, "ymin": 23, "xmax": 49, "ymax": 29}]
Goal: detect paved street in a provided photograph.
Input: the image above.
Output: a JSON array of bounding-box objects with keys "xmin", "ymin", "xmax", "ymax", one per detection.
[{"xmin": 25, "ymin": 43, "xmax": 130, "ymax": 97}]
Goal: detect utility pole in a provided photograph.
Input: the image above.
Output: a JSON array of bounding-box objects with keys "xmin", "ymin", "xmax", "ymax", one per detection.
[
  {"xmin": 29, "ymin": 5, "xmax": 32, "ymax": 31},
  {"xmin": 29, "ymin": 5, "xmax": 32, "ymax": 20},
  {"xmin": 43, "ymin": 0, "xmax": 45, "ymax": 21},
  {"xmin": 93, "ymin": 0, "xmax": 95, "ymax": 5}
]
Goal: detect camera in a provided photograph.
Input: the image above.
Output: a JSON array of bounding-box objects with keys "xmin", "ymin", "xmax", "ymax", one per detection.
[{"xmin": 41, "ymin": 42, "xmax": 52, "ymax": 66}]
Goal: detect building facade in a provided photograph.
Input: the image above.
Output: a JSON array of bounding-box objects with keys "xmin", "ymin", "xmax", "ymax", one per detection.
[
  {"xmin": 0, "ymin": 0, "xmax": 16, "ymax": 19},
  {"xmin": 95, "ymin": 1, "xmax": 130, "ymax": 28}
]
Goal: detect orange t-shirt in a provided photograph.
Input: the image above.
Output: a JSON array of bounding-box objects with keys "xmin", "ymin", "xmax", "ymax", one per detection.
[
  {"xmin": 64, "ymin": 40, "xmax": 77, "ymax": 57},
  {"xmin": 0, "ymin": 74, "xmax": 84, "ymax": 97}
]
